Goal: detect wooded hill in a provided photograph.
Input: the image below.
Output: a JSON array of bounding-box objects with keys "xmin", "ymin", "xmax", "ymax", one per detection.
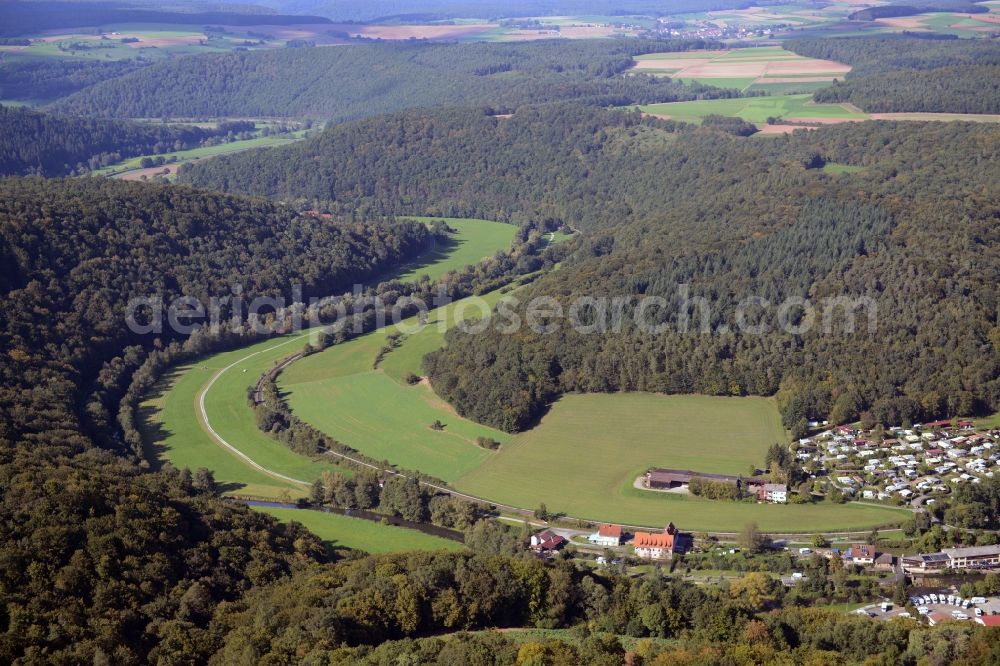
[
  {"xmin": 787, "ymin": 37, "xmax": 1000, "ymax": 114},
  {"xmin": 51, "ymin": 38, "xmax": 732, "ymax": 119},
  {"xmin": 0, "ymin": 105, "xmax": 253, "ymax": 176},
  {"xmin": 180, "ymin": 104, "xmax": 1000, "ymax": 433}
]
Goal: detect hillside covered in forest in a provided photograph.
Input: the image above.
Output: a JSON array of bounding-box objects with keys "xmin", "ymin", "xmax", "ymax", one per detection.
[
  {"xmin": 180, "ymin": 104, "xmax": 1000, "ymax": 434},
  {"xmin": 51, "ymin": 39, "xmax": 731, "ymax": 120},
  {"xmin": 788, "ymin": 37, "xmax": 1000, "ymax": 114}
]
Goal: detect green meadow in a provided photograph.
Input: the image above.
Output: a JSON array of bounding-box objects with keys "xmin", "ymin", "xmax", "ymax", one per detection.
[
  {"xmin": 382, "ymin": 217, "xmax": 517, "ymax": 283},
  {"xmin": 280, "ymin": 289, "xmax": 515, "ymax": 481},
  {"xmin": 639, "ymin": 94, "xmax": 867, "ymax": 124},
  {"xmin": 255, "ymin": 507, "xmax": 465, "ymax": 553},
  {"xmin": 453, "ymin": 393, "xmax": 909, "ymax": 532},
  {"xmin": 141, "ymin": 217, "xmax": 516, "ymax": 497},
  {"xmin": 282, "ymin": 304, "xmax": 907, "ymax": 532},
  {"xmin": 94, "ymin": 130, "xmax": 309, "ymax": 177}
]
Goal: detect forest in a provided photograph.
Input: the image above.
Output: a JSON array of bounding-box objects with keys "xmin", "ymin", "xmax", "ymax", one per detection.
[
  {"xmin": 51, "ymin": 38, "xmax": 733, "ymax": 119},
  {"xmin": 181, "ymin": 104, "xmax": 1000, "ymax": 434},
  {"xmin": 0, "ymin": 105, "xmax": 260, "ymax": 176},
  {"xmin": 848, "ymin": 0, "xmax": 989, "ymax": 21},
  {"xmin": 787, "ymin": 37, "xmax": 1000, "ymax": 113},
  {"xmin": 0, "ymin": 58, "xmax": 146, "ymax": 105}
]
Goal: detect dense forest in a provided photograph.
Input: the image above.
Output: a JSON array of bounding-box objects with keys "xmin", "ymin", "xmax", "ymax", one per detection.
[
  {"xmin": 0, "ymin": 105, "xmax": 253, "ymax": 176},
  {"xmin": 0, "ymin": 177, "xmax": 443, "ymax": 661},
  {"xmin": 788, "ymin": 37, "xmax": 1000, "ymax": 113},
  {"xmin": 848, "ymin": 0, "xmax": 989, "ymax": 21},
  {"xmin": 52, "ymin": 38, "xmax": 733, "ymax": 119},
  {"xmin": 181, "ymin": 104, "xmax": 1000, "ymax": 433},
  {"xmin": 205, "ymin": 550, "xmax": 999, "ymax": 664},
  {"xmin": 0, "ymin": 58, "xmax": 145, "ymax": 104}
]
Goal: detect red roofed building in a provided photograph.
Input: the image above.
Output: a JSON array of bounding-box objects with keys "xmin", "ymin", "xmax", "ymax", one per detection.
[
  {"xmin": 926, "ymin": 419, "xmax": 953, "ymax": 429},
  {"xmin": 976, "ymin": 616, "xmax": 1000, "ymax": 627},
  {"xmin": 589, "ymin": 523, "xmax": 623, "ymax": 548},
  {"xmin": 530, "ymin": 529, "xmax": 566, "ymax": 554},
  {"xmin": 846, "ymin": 544, "xmax": 876, "ymax": 566},
  {"xmin": 633, "ymin": 524, "xmax": 677, "ymax": 560}
]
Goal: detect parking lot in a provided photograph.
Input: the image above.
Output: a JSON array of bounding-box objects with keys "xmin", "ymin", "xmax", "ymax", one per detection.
[{"xmin": 854, "ymin": 591, "xmax": 1000, "ymax": 623}]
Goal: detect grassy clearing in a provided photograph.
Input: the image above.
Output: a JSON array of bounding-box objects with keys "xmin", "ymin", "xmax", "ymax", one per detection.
[
  {"xmin": 280, "ymin": 290, "xmax": 514, "ymax": 481},
  {"xmin": 454, "ymin": 393, "xmax": 909, "ymax": 532},
  {"xmin": 639, "ymin": 94, "xmax": 867, "ymax": 124},
  {"xmin": 139, "ymin": 363, "xmax": 305, "ymax": 498},
  {"xmin": 143, "ymin": 217, "xmax": 514, "ymax": 495},
  {"xmin": 822, "ymin": 162, "xmax": 866, "ymax": 174},
  {"xmin": 95, "ymin": 130, "xmax": 308, "ymax": 178},
  {"xmin": 256, "ymin": 507, "xmax": 464, "ymax": 553},
  {"xmin": 381, "ymin": 217, "xmax": 517, "ymax": 283}
]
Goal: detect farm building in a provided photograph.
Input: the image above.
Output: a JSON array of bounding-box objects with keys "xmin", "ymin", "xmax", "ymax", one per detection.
[
  {"xmin": 645, "ymin": 468, "xmax": 741, "ymax": 490},
  {"xmin": 588, "ymin": 523, "xmax": 623, "ymax": 548}
]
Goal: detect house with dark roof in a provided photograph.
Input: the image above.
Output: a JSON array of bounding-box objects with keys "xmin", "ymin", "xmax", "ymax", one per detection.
[{"xmin": 530, "ymin": 529, "xmax": 566, "ymax": 554}]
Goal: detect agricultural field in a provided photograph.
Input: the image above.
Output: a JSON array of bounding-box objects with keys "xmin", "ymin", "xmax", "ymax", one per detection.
[
  {"xmin": 632, "ymin": 46, "xmax": 850, "ymax": 93},
  {"xmin": 140, "ymin": 217, "xmax": 516, "ymax": 498},
  {"xmin": 0, "ymin": 24, "xmax": 296, "ymax": 64},
  {"xmin": 875, "ymin": 9, "xmax": 1000, "ymax": 37},
  {"xmin": 139, "ymin": 334, "xmax": 350, "ymax": 500},
  {"xmin": 639, "ymin": 93, "xmax": 866, "ymax": 124},
  {"xmin": 638, "ymin": 94, "xmax": 1000, "ymax": 132},
  {"xmin": 255, "ymin": 507, "xmax": 464, "ymax": 553},
  {"xmin": 453, "ymin": 393, "xmax": 909, "ymax": 532}
]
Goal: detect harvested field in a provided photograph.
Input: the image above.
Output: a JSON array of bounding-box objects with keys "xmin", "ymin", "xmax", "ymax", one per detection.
[
  {"xmin": 632, "ymin": 46, "xmax": 849, "ymax": 91},
  {"xmin": 764, "ymin": 59, "xmax": 850, "ymax": 75},
  {"xmin": 874, "ymin": 17, "xmax": 927, "ymax": 29}
]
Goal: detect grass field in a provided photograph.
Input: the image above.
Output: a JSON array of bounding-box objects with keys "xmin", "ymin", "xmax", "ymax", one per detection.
[
  {"xmin": 453, "ymin": 393, "xmax": 909, "ymax": 532},
  {"xmin": 381, "ymin": 217, "xmax": 517, "ymax": 283},
  {"xmin": 95, "ymin": 130, "xmax": 309, "ymax": 179},
  {"xmin": 141, "ymin": 217, "xmax": 515, "ymax": 498},
  {"xmin": 639, "ymin": 94, "xmax": 867, "ymax": 124},
  {"xmin": 255, "ymin": 507, "xmax": 465, "ymax": 552},
  {"xmin": 280, "ymin": 289, "xmax": 515, "ymax": 481},
  {"xmin": 140, "ymin": 333, "xmax": 350, "ymax": 500},
  {"xmin": 283, "ymin": 315, "xmax": 908, "ymax": 531}
]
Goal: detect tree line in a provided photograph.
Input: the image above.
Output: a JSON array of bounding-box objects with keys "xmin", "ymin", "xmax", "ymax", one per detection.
[{"xmin": 0, "ymin": 105, "xmax": 262, "ymax": 176}]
